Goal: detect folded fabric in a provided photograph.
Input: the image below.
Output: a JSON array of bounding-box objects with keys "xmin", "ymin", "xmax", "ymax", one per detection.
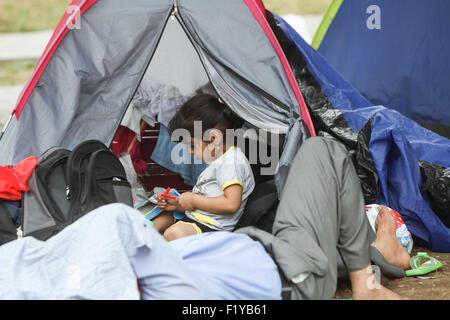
[
  {"xmin": 151, "ymin": 124, "xmax": 207, "ymax": 186},
  {"xmin": 0, "ymin": 156, "xmax": 39, "ymax": 201},
  {"xmin": 168, "ymin": 231, "xmax": 282, "ymax": 300},
  {"xmin": 111, "ymin": 126, "xmax": 147, "ymax": 175},
  {"xmin": 132, "ymin": 80, "xmax": 190, "ymax": 128},
  {"xmin": 120, "ymin": 101, "xmax": 156, "ymax": 141}
]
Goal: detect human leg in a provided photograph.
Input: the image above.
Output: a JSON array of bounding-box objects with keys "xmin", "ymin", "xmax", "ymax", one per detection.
[
  {"xmin": 130, "ymin": 226, "xmax": 206, "ymax": 300},
  {"xmin": 371, "ymin": 205, "xmax": 410, "ymax": 270},
  {"xmin": 273, "ymin": 136, "xmax": 402, "ymax": 299},
  {"xmin": 152, "ymin": 211, "xmax": 176, "ymax": 233},
  {"xmin": 163, "ymin": 220, "xmax": 201, "ymax": 241}
]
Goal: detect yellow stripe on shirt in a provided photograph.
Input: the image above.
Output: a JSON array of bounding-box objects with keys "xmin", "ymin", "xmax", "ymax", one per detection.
[
  {"xmin": 221, "ymin": 179, "xmax": 244, "ymax": 191},
  {"xmin": 191, "ymin": 211, "xmax": 217, "ymax": 226}
]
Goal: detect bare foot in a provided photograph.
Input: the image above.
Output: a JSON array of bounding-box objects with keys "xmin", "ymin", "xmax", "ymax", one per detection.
[
  {"xmin": 371, "ymin": 206, "xmax": 410, "ymax": 270},
  {"xmin": 350, "ymin": 265, "xmax": 407, "ymax": 300},
  {"xmin": 353, "ymin": 285, "xmax": 405, "ymax": 300}
]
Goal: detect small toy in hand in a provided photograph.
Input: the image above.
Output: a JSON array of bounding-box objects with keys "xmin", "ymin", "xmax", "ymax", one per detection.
[
  {"xmin": 147, "ymin": 188, "xmax": 184, "ymax": 221},
  {"xmin": 159, "ymin": 187, "xmax": 178, "ymax": 199}
]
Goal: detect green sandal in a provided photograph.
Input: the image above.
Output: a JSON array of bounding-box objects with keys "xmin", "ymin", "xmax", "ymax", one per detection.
[{"xmin": 405, "ymin": 252, "xmax": 443, "ymax": 277}]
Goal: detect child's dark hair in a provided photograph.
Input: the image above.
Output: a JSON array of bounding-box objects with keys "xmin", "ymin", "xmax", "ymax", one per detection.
[{"xmin": 168, "ymin": 93, "xmax": 244, "ymax": 142}]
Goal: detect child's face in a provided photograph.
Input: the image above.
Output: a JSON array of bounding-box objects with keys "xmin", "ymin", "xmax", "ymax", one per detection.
[{"xmin": 188, "ymin": 137, "xmax": 217, "ymax": 163}]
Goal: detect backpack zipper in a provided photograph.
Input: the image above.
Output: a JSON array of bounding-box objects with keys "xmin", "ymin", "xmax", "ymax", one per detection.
[{"xmin": 66, "ymin": 185, "xmax": 71, "ymax": 200}]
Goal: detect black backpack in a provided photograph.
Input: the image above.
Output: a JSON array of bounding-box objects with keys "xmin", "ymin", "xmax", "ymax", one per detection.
[
  {"xmin": 1, "ymin": 140, "xmax": 133, "ymax": 245},
  {"xmin": 234, "ymin": 179, "xmax": 279, "ymax": 233}
]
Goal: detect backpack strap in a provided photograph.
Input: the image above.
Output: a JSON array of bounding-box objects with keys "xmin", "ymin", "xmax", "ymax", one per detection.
[
  {"xmin": 66, "ymin": 140, "xmax": 108, "ymax": 218},
  {"xmin": 33, "ymin": 148, "xmax": 71, "ymax": 223},
  {"xmin": 83, "ymin": 148, "xmax": 131, "ymax": 213}
]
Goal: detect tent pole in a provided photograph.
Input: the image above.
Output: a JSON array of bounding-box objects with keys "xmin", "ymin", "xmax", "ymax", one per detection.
[{"xmin": 0, "ymin": 110, "xmax": 15, "ymax": 142}]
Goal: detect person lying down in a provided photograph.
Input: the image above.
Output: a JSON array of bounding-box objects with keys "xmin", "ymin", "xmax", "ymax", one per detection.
[{"xmin": 0, "ymin": 203, "xmax": 281, "ymax": 300}]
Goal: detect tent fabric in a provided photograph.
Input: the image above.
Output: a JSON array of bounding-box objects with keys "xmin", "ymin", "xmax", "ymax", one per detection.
[
  {"xmin": 0, "ymin": 0, "xmax": 315, "ymax": 198},
  {"xmin": 315, "ymin": 0, "xmax": 450, "ymax": 135},
  {"xmin": 275, "ymin": 15, "xmax": 450, "ymax": 252},
  {"xmin": 14, "ymin": 0, "xmax": 99, "ymax": 118},
  {"xmin": 310, "ymin": 0, "xmax": 343, "ymax": 50},
  {"xmin": 243, "ymin": 0, "xmax": 316, "ymax": 137},
  {"xmin": 268, "ymin": 12, "xmax": 379, "ymax": 204},
  {"xmin": 1, "ymin": 0, "xmax": 173, "ymax": 165}
]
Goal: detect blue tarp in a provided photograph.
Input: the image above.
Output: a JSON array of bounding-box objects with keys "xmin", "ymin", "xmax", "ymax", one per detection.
[
  {"xmin": 317, "ymin": 0, "xmax": 450, "ymax": 127},
  {"xmin": 277, "ymin": 15, "xmax": 450, "ymax": 252}
]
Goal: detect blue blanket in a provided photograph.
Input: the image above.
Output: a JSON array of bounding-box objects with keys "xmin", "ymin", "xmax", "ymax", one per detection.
[{"xmin": 0, "ymin": 203, "xmax": 281, "ymax": 300}]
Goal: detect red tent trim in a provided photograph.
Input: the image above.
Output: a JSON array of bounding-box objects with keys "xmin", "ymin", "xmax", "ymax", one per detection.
[
  {"xmin": 14, "ymin": 0, "xmax": 99, "ymax": 119},
  {"xmin": 243, "ymin": 0, "xmax": 317, "ymax": 137},
  {"xmin": 14, "ymin": 0, "xmax": 317, "ymax": 138}
]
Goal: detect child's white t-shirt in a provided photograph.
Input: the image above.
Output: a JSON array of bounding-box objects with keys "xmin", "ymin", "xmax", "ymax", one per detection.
[{"xmin": 184, "ymin": 146, "xmax": 255, "ymax": 231}]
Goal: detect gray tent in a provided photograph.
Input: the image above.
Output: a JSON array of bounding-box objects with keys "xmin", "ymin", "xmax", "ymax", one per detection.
[{"xmin": 0, "ymin": 0, "xmax": 316, "ymax": 194}]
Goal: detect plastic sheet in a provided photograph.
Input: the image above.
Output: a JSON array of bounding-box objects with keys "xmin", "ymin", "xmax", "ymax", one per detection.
[
  {"xmin": 419, "ymin": 161, "xmax": 450, "ymax": 227},
  {"xmin": 271, "ymin": 13, "xmax": 450, "ymax": 251},
  {"xmin": 267, "ymin": 12, "xmax": 379, "ymax": 204}
]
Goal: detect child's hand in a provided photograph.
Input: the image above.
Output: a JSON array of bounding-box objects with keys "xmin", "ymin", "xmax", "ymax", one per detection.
[
  {"xmin": 157, "ymin": 193, "xmax": 179, "ymax": 212},
  {"xmin": 177, "ymin": 192, "xmax": 197, "ymax": 211}
]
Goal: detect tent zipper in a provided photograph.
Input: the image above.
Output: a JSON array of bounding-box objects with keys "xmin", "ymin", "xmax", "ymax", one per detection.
[
  {"xmin": 171, "ymin": 3, "xmax": 178, "ymax": 20},
  {"xmin": 18, "ymin": 194, "xmax": 25, "ymax": 239}
]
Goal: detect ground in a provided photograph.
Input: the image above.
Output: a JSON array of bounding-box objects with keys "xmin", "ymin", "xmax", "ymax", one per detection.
[{"xmin": 334, "ymin": 247, "xmax": 450, "ymax": 300}]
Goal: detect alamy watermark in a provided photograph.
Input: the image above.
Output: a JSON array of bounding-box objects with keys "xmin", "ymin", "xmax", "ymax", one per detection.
[
  {"xmin": 366, "ymin": 5, "xmax": 381, "ymax": 30},
  {"xmin": 67, "ymin": 5, "xmax": 82, "ymax": 30},
  {"xmin": 170, "ymin": 121, "xmax": 282, "ymax": 176},
  {"xmin": 367, "ymin": 265, "xmax": 382, "ymax": 290}
]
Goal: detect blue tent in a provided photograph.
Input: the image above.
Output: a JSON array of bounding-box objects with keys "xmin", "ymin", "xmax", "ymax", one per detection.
[
  {"xmin": 267, "ymin": 12, "xmax": 450, "ymax": 252},
  {"xmin": 313, "ymin": 0, "xmax": 450, "ymax": 138}
]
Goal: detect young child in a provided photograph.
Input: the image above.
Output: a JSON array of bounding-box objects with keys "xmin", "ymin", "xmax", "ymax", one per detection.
[{"xmin": 152, "ymin": 93, "xmax": 255, "ymax": 241}]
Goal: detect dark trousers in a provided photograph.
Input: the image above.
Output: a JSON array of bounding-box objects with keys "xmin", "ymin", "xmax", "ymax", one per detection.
[{"xmin": 237, "ymin": 136, "xmax": 376, "ymax": 299}]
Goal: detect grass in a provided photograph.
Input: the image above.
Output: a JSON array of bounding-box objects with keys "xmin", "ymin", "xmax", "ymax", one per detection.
[
  {"xmin": 0, "ymin": 0, "xmax": 332, "ymax": 33},
  {"xmin": 263, "ymin": 0, "xmax": 333, "ymax": 15},
  {"xmin": 0, "ymin": 0, "xmax": 331, "ymax": 86},
  {"xmin": 0, "ymin": 0, "xmax": 70, "ymax": 32},
  {"xmin": 0, "ymin": 60, "xmax": 37, "ymax": 86}
]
